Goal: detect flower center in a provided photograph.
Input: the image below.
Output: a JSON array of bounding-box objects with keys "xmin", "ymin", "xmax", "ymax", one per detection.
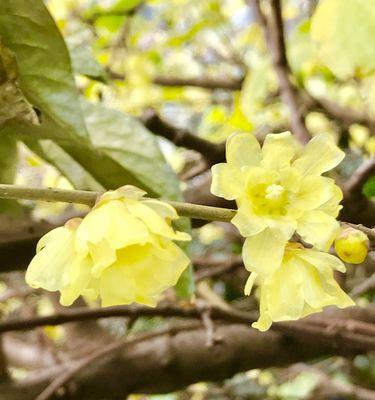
[{"xmin": 265, "ymin": 184, "xmax": 284, "ymax": 200}]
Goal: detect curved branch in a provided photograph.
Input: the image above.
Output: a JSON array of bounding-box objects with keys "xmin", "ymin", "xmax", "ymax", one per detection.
[
  {"xmin": 250, "ymin": 0, "xmax": 310, "ymax": 143},
  {"xmin": 141, "ymin": 110, "xmax": 225, "ymax": 165}
]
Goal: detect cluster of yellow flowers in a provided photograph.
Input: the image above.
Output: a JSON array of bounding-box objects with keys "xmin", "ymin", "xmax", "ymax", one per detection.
[
  {"xmin": 25, "ymin": 131, "xmax": 370, "ymax": 332},
  {"xmin": 26, "ymin": 186, "xmax": 191, "ymax": 307},
  {"xmin": 211, "ymin": 132, "xmax": 356, "ymax": 331}
]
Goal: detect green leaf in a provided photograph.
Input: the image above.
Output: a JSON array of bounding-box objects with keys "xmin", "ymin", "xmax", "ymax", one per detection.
[
  {"xmin": 311, "ymin": 0, "xmax": 375, "ymax": 78},
  {"xmin": 0, "ymin": 0, "xmax": 88, "ymax": 141},
  {"xmin": 80, "ymin": 101, "xmax": 182, "ymax": 200},
  {"xmin": 25, "ymin": 139, "xmax": 104, "ymax": 191},
  {"xmin": 68, "ymin": 44, "xmax": 108, "ymax": 82},
  {"xmin": 363, "ymin": 176, "xmax": 375, "ymax": 197}
]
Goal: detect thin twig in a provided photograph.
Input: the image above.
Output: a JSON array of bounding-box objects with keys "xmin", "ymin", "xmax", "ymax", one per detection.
[
  {"xmin": 0, "ymin": 185, "xmax": 373, "ymax": 238},
  {"xmin": 350, "ymin": 273, "xmax": 375, "ymax": 297},
  {"xmin": 1, "ymin": 303, "xmax": 375, "ymax": 351},
  {"xmin": 0, "ymin": 184, "xmax": 236, "ymax": 222},
  {"xmin": 141, "ymin": 110, "xmax": 225, "ymax": 166},
  {"xmin": 251, "ymin": 0, "xmax": 310, "ymax": 143},
  {"xmin": 344, "ymin": 157, "xmax": 375, "ymax": 199}
]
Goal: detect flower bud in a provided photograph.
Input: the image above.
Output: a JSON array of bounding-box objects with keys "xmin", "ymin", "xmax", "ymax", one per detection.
[{"xmin": 334, "ymin": 227, "xmax": 369, "ymax": 264}]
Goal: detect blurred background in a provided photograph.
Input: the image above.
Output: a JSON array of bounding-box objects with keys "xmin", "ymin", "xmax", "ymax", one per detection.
[{"xmin": 0, "ymin": 0, "xmax": 375, "ymax": 399}]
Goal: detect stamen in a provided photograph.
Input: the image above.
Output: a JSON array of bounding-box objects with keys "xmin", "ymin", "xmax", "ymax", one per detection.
[{"xmin": 265, "ymin": 184, "xmax": 284, "ymax": 200}]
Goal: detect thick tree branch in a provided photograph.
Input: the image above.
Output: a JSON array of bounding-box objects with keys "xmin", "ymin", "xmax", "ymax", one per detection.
[
  {"xmin": 1, "ymin": 320, "xmax": 373, "ymax": 400},
  {"xmin": 141, "ymin": 110, "xmax": 225, "ymax": 165}
]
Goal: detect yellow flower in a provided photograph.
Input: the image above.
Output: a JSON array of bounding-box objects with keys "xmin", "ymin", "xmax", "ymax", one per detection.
[
  {"xmin": 25, "ymin": 218, "xmax": 94, "ymax": 307},
  {"xmin": 243, "ymin": 243, "xmax": 355, "ymax": 331},
  {"xmin": 211, "ymin": 132, "xmax": 344, "ymax": 271},
  {"xmin": 26, "ymin": 186, "xmax": 191, "ymax": 307},
  {"xmin": 334, "ymin": 227, "xmax": 369, "ymax": 264}
]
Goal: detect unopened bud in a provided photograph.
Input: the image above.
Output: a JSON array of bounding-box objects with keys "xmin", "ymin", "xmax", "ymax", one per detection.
[{"xmin": 334, "ymin": 227, "xmax": 369, "ymax": 264}]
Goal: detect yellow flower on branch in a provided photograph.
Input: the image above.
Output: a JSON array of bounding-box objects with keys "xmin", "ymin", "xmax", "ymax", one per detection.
[
  {"xmin": 211, "ymin": 132, "xmax": 345, "ymax": 269},
  {"xmin": 26, "ymin": 186, "xmax": 191, "ymax": 307},
  {"xmin": 243, "ymin": 243, "xmax": 355, "ymax": 331}
]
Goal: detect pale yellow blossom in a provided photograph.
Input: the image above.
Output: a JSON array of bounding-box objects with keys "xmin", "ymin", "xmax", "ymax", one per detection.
[
  {"xmin": 243, "ymin": 243, "xmax": 355, "ymax": 331},
  {"xmin": 26, "ymin": 186, "xmax": 191, "ymax": 307},
  {"xmin": 211, "ymin": 132, "xmax": 344, "ymax": 272}
]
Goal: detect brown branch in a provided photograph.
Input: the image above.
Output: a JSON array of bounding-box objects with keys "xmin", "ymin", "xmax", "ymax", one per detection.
[
  {"xmin": 141, "ymin": 110, "xmax": 226, "ymax": 165},
  {"xmin": 195, "ymin": 257, "xmax": 243, "ymax": 281},
  {"xmin": 1, "ymin": 303, "xmax": 375, "ymax": 351},
  {"xmin": 153, "ymin": 76, "xmax": 244, "ymax": 90},
  {"xmin": 350, "ymin": 273, "xmax": 375, "ymax": 297},
  {"xmin": 1, "ymin": 321, "xmax": 373, "ymax": 400},
  {"xmin": 0, "ymin": 337, "xmax": 9, "ymax": 383},
  {"xmin": 34, "ymin": 323, "xmax": 201, "ymax": 400},
  {"xmin": 309, "ymin": 94, "xmax": 375, "ymax": 134},
  {"xmin": 344, "ymin": 157, "xmax": 375, "ymax": 200},
  {"xmin": 250, "ymin": 0, "xmax": 310, "ymax": 143}
]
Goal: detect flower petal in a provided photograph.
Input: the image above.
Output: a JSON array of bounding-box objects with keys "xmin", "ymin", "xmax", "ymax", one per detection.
[
  {"xmin": 293, "ymin": 248, "xmax": 346, "ymax": 273},
  {"xmin": 25, "ymin": 227, "xmax": 76, "ymax": 292},
  {"xmin": 295, "ymin": 176, "xmax": 337, "ymax": 211},
  {"xmin": 125, "ymin": 200, "xmax": 190, "ymax": 241},
  {"xmin": 75, "ymin": 200, "xmax": 150, "ymax": 253},
  {"xmin": 59, "ymin": 256, "xmax": 92, "ymax": 306},
  {"xmin": 242, "ymin": 228, "xmax": 286, "ymax": 276},
  {"xmin": 297, "ymin": 210, "xmax": 340, "ymax": 251},
  {"xmin": 261, "ymin": 132, "xmax": 300, "ymax": 169},
  {"xmin": 99, "ymin": 264, "xmax": 136, "ymax": 307},
  {"xmin": 294, "ymin": 258, "xmax": 335, "ymax": 309},
  {"xmin": 96, "ymin": 185, "xmax": 146, "ymax": 206},
  {"xmin": 244, "ymin": 272, "xmax": 257, "ymax": 296},
  {"xmin": 211, "ymin": 163, "xmax": 245, "ymax": 200},
  {"xmin": 142, "ymin": 199, "xmax": 179, "ymax": 220},
  {"xmin": 89, "ymin": 240, "xmax": 117, "ymax": 277},
  {"xmin": 231, "ymin": 202, "xmax": 268, "ymax": 237},
  {"xmin": 318, "ymin": 184, "xmax": 343, "ymax": 218},
  {"xmin": 293, "ymin": 133, "xmax": 345, "ymax": 176},
  {"xmin": 226, "ymin": 132, "xmax": 262, "ymax": 168},
  {"xmin": 252, "ymin": 286, "xmax": 273, "ymax": 332},
  {"xmin": 266, "ymin": 260, "xmax": 305, "ymax": 321}
]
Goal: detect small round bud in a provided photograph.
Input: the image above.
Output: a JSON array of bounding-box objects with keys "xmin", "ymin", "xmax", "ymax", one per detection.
[{"xmin": 334, "ymin": 227, "xmax": 369, "ymax": 264}]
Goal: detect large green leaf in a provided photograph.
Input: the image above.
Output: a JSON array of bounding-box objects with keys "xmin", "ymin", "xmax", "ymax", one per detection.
[
  {"xmin": 80, "ymin": 101, "xmax": 182, "ymax": 200},
  {"xmin": 0, "ymin": 0, "xmax": 88, "ymax": 141},
  {"xmin": 311, "ymin": 0, "xmax": 375, "ymax": 78}
]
